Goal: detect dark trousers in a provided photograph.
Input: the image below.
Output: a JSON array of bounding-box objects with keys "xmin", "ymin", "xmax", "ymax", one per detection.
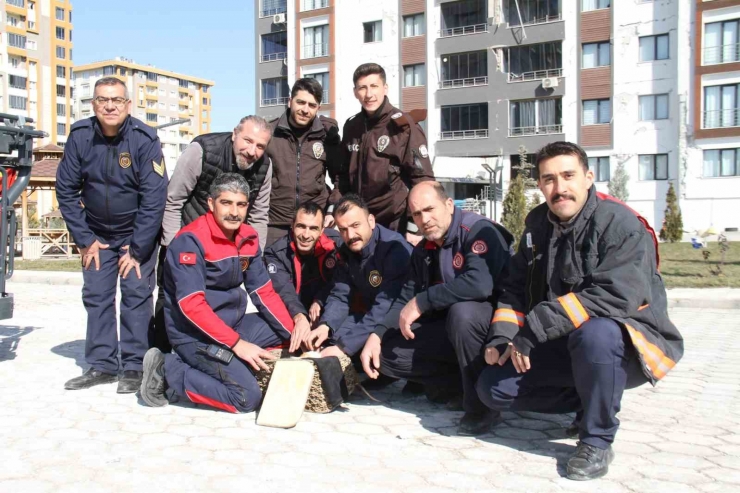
[
  {"xmin": 152, "ymin": 245, "xmax": 172, "ymax": 353},
  {"xmin": 81, "ymin": 235, "xmax": 157, "ymax": 374},
  {"xmin": 379, "ymin": 301, "xmax": 493, "ymax": 414},
  {"xmin": 476, "ymin": 317, "xmax": 648, "ymax": 449},
  {"xmin": 266, "ymin": 225, "xmax": 290, "ymax": 249},
  {"xmin": 163, "ymin": 313, "xmax": 284, "ymax": 413}
]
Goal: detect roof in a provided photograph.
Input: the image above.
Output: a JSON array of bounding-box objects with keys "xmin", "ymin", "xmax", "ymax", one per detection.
[
  {"xmin": 31, "ymin": 159, "xmax": 60, "ymax": 178},
  {"xmin": 42, "ymin": 209, "xmax": 63, "ymax": 219},
  {"xmin": 74, "ymin": 59, "xmax": 215, "ymax": 87},
  {"xmin": 33, "ymin": 144, "xmax": 64, "ymax": 153}
]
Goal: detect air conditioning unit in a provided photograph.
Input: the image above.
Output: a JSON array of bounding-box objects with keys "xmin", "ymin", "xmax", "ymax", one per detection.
[
  {"xmin": 273, "ymin": 13, "xmax": 286, "ymax": 24},
  {"xmin": 542, "ymin": 77, "xmax": 559, "ymax": 89}
]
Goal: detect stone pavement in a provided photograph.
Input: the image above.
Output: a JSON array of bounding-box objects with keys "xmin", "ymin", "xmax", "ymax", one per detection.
[{"xmin": 1, "ymin": 283, "xmax": 739, "ymax": 493}]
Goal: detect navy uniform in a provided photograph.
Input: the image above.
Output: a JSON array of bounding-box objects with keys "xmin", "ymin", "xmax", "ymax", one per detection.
[
  {"xmin": 56, "ymin": 116, "xmax": 167, "ymax": 381},
  {"xmin": 375, "ymin": 208, "xmax": 513, "ymax": 416},
  {"xmin": 320, "ymin": 225, "xmax": 411, "ymax": 356}
]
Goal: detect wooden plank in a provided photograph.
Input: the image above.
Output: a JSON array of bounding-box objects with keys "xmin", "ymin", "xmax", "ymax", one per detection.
[{"xmin": 256, "ymin": 359, "xmax": 315, "ymax": 429}]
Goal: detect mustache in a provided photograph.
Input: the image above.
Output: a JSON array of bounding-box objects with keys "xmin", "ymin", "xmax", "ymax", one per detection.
[
  {"xmin": 348, "ymin": 237, "xmax": 362, "ymax": 245},
  {"xmin": 223, "ymin": 215, "xmax": 242, "ymax": 222},
  {"xmin": 552, "ymin": 193, "xmax": 575, "ymax": 202}
]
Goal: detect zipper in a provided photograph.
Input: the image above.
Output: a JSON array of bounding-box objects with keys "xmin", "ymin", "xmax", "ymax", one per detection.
[
  {"xmin": 527, "ymin": 244, "xmax": 536, "ymax": 312},
  {"xmin": 104, "ymin": 144, "xmax": 114, "ymax": 234},
  {"xmin": 295, "ymin": 137, "xmax": 302, "ymax": 212}
]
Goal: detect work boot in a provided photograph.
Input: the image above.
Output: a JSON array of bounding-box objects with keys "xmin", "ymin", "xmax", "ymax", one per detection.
[
  {"xmin": 566, "ymin": 442, "xmax": 615, "ymax": 481},
  {"xmin": 401, "ymin": 381, "xmax": 424, "ymax": 397},
  {"xmin": 64, "ymin": 368, "xmax": 118, "ymax": 390},
  {"xmin": 140, "ymin": 348, "xmax": 169, "ymax": 407},
  {"xmin": 117, "ymin": 370, "xmax": 143, "ymax": 394},
  {"xmin": 457, "ymin": 410, "xmax": 503, "ymax": 436}
]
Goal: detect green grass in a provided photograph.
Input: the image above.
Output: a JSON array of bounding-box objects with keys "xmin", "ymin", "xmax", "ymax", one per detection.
[
  {"xmin": 14, "ymin": 259, "xmax": 81, "ymax": 272},
  {"xmin": 660, "ymin": 242, "xmax": 740, "ymax": 288}
]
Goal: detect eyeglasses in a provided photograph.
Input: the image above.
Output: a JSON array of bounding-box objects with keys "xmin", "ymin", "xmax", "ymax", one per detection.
[{"xmin": 93, "ymin": 97, "xmax": 128, "ymax": 108}]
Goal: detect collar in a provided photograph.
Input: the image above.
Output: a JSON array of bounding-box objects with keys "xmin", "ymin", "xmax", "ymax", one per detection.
[
  {"xmin": 290, "ymin": 231, "xmax": 336, "ymax": 258},
  {"xmin": 363, "ymin": 97, "xmax": 392, "ymax": 126},
  {"xmin": 423, "ymin": 207, "xmax": 462, "ymax": 250},
  {"xmin": 276, "ymin": 109, "xmax": 324, "ymax": 137},
  {"xmin": 92, "ymin": 115, "xmax": 130, "ymax": 140},
  {"xmin": 359, "ymin": 226, "xmax": 380, "ymax": 260},
  {"xmin": 547, "ymin": 186, "xmax": 599, "ymax": 236}
]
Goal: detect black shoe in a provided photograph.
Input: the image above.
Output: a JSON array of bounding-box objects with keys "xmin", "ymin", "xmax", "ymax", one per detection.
[
  {"xmin": 457, "ymin": 410, "xmax": 503, "ymax": 436},
  {"xmin": 64, "ymin": 368, "xmax": 118, "ymax": 390},
  {"xmin": 401, "ymin": 381, "xmax": 424, "ymax": 397},
  {"xmin": 140, "ymin": 348, "xmax": 169, "ymax": 407},
  {"xmin": 117, "ymin": 370, "xmax": 143, "ymax": 394},
  {"xmin": 425, "ymin": 386, "xmax": 462, "ymax": 404},
  {"xmin": 361, "ymin": 374, "xmax": 398, "ymax": 391},
  {"xmin": 445, "ymin": 394, "xmax": 464, "ymax": 411},
  {"xmin": 566, "ymin": 442, "xmax": 615, "ymax": 481}
]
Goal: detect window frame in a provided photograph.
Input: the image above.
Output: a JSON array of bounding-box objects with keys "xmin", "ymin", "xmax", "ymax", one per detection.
[
  {"xmin": 403, "ymin": 64, "xmax": 426, "ymax": 87},
  {"xmin": 588, "ymin": 156, "xmax": 610, "ymax": 182},
  {"xmin": 638, "ymin": 94, "xmax": 669, "ymax": 121},
  {"xmin": 582, "ymin": 99, "xmax": 611, "ymax": 125},
  {"xmin": 703, "ymin": 148, "xmax": 740, "ymax": 178},
  {"xmin": 363, "ymin": 20, "xmax": 383, "ymax": 43},
  {"xmin": 639, "ymin": 34, "xmax": 670, "ymax": 62},
  {"xmin": 403, "ymin": 13, "xmax": 425, "ymax": 38},
  {"xmin": 638, "ymin": 154, "xmax": 669, "ymax": 181},
  {"xmin": 582, "ymin": 41, "xmax": 610, "ymax": 69},
  {"xmin": 581, "ymin": 0, "xmax": 610, "ymax": 12}
]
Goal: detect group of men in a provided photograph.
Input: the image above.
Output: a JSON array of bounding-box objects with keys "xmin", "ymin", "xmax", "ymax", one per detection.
[{"xmin": 56, "ymin": 62, "xmax": 683, "ymax": 481}]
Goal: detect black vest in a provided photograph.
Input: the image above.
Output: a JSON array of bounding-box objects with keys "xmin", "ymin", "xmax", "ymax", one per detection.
[{"xmin": 181, "ymin": 132, "xmax": 270, "ymax": 225}]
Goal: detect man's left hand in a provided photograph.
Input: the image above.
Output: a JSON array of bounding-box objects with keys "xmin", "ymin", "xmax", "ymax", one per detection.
[
  {"xmin": 511, "ymin": 344, "xmax": 531, "ymax": 374},
  {"xmin": 399, "ymin": 297, "xmax": 422, "ymax": 340},
  {"xmin": 290, "ymin": 314, "xmax": 311, "ymax": 353},
  {"xmin": 405, "ymin": 232, "xmax": 423, "ymax": 247},
  {"xmin": 118, "ymin": 246, "xmax": 141, "ymax": 279},
  {"xmin": 308, "ymin": 301, "xmax": 322, "ymax": 325},
  {"xmin": 320, "ymin": 345, "xmax": 345, "ymax": 358}
]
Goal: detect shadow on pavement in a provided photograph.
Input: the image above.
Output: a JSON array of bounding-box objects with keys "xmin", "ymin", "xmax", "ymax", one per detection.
[
  {"xmin": 51, "ymin": 339, "xmax": 87, "ymax": 370},
  {"xmin": 0, "ymin": 325, "xmax": 37, "ymax": 362}
]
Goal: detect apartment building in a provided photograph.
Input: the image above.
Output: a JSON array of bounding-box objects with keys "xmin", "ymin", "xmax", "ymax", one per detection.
[
  {"xmin": 73, "ymin": 58, "xmax": 214, "ymax": 177},
  {"xmin": 253, "ymin": 0, "xmax": 739, "ymax": 234},
  {"xmin": 0, "ymin": 0, "xmax": 74, "ymax": 146}
]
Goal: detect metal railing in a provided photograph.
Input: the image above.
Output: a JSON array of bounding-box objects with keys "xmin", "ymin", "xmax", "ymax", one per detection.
[
  {"xmin": 439, "ymin": 23, "xmax": 488, "ymax": 38},
  {"xmin": 508, "ymin": 68, "xmax": 562, "ymax": 83},
  {"xmin": 703, "ymin": 109, "xmax": 740, "ymax": 129},
  {"xmin": 439, "ymin": 76, "xmax": 488, "ymax": 89},
  {"xmin": 302, "ymin": 0, "xmax": 328, "ymax": 11},
  {"xmin": 704, "ymin": 43, "xmax": 740, "ymax": 65},
  {"xmin": 439, "ymin": 129, "xmax": 488, "ymax": 140},
  {"xmin": 509, "ymin": 124, "xmax": 563, "ymax": 137},
  {"xmin": 261, "ymin": 97, "xmax": 289, "ymax": 107},
  {"xmin": 303, "ymin": 42, "xmax": 329, "ymax": 59},
  {"xmin": 508, "ymin": 14, "xmax": 562, "ymax": 28},
  {"xmin": 261, "ymin": 52, "xmax": 287, "ymax": 62}
]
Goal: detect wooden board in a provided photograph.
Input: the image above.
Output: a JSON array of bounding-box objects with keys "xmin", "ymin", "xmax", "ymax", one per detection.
[{"xmin": 256, "ymin": 359, "xmax": 315, "ymax": 429}]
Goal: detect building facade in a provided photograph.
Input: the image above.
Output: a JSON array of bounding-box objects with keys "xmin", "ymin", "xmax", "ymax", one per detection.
[
  {"xmin": 253, "ymin": 0, "xmax": 739, "ymax": 235},
  {"xmin": 73, "ymin": 58, "xmax": 214, "ymax": 177}
]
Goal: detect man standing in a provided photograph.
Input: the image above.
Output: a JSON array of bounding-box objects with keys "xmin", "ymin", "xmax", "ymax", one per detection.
[
  {"xmin": 360, "ymin": 182, "xmax": 513, "ymax": 435},
  {"xmin": 141, "ymin": 173, "xmax": 299, "ymax": 413},
  {"xmin": 339, "ymin": 63, "xmax": 434, "ymax": 245},
  {"xmin": 476, "ymin": 142, "xmax": 684, "ymax": 480},
  {"xmin": 57, "ymin": 77, "xmax": 167, "ymax": 393},
  {"xmin": 265, "ymin": 78, "xmax": 342, "ymax": 247},
  {"xmin": 264, "ymin": 201, "xmax": 342, "ymax": 341},
  {"xmin": 307, "ymin": 194, "xmax": 411, "ymax": 359}
]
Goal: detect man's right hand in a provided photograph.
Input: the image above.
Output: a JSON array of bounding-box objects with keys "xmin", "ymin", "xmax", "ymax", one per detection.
[
  {"xmin": 290, "ymin": 314, "xmax": 311, "ymax": 353},
  {"xmin": 484, "ymin": 344, "xmax": 512, "ymax": 366},
  {"xmin": 307, "ymin": 324, "xmax": 331, "ymax": 351},
  {"xmin": 79, "ymin": 239, "xmax": 110, "ymax": 271},
  {"xmin": 232, "ymin": 339, "xmax": 277, "ymax": 371},
  {"xmin": 360, "ymin": 334, "xmax": 382, "ymax": 379}
]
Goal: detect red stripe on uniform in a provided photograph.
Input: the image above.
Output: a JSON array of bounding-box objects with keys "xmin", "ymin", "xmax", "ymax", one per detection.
[
  {"xmin": 178, "ymin": 291, "xmax": 240, "ymax": 347},
  {"xmin": 185, "ymin": 390, "xmax": 238, "ymax": 413},
  {"xmin": 253, "ymin": 280, "xmax": 294, "ymax": 336}
]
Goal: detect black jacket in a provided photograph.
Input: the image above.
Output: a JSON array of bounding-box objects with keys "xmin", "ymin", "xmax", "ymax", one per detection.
[{"xmin": 489, "ymin": 187, "xmax": 684, "ymax": 385}]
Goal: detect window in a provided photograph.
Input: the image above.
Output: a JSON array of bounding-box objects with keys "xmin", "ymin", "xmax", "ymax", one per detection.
[
  {"xmin": 8, "ymin": 33, "xmax": 27, "ymax": 49},
  {"xmin": 703, "ymin": 149, "xmax": 740, "ymax": 177},
  {"xmin": 588, "ymin": 157, "xmax": 610, "ymax": 182},
  {"xmin": 507, "ymin": 42, "xmax": 562, "ymax": 80},
  {"xmin": 639, "ymin": 34, "xmax": 669, "ymax": 61},
  {"xmin": 7, "ymin": 14, "xmax": 19, "ymax": 27},
  {"xmin": 27, "ymin": 40, "xmax": 37, "ymax": 50},
  {"xmin": 305, "ymin": 72, "xmax": 330, "ymax": 103},
  {"xmin": 119, "ymin": 67, "xmax": 126, "ymax": 76},
  {"xmin": 441, "ymin": 0, "xmax": 486, "ymax": 32},
  {"xmin": 146, "ymin": 113, "xmax": 157, "ymax": 123},
  {"xmin": 582, "ymin": 0, "xmax": 609, "ymax": 11},
  {"xmin": 402, "ymin": 64, "xmax": 426, "ymax": 88},
  {"xmin": 70, "ymin": 30, "xmax": 72, "ymax": 42},
  {"xmin": 203, "ymin": 86, "xmax": 208, "ymax": 93},
  {"xmin": 58, "ymin": 84, "xmax": 68, "ymax": 97},
  {"xmin": 56, "ymin": 65, "xmax": 66, "ymax": 78},
  {"xmin": 302, "ymin": 0, "xmax": 328, "ymax": 10},
  {"xmin": 9, "ymin": 56, "xmax": 22, "ymax": 69},
  {"xmin": 261, "ymin": 0, "xmax": 287, "ymax": 17},
  {"xmin": 148, "ymin": 72, "xmax": 158, "ymax": 82},
  {"xmin": 639, "ymin": 154, "xmax": 668, "ymax": 180},
  {"xmin": 509, "ymin": 98, "xmax": 563, "ymax": 136},
  {"xmin": 583, "ymin": 99, "xmax": 611, "ymax": 125},
  {"xmin": 202, "ymin": 97, "xmax": 208, "ymax": 105},
  {"xmin": 56, "ymin": 46, "xmax": 66, "ymax": 59},
  {"xmin": 704, "ymin": 20, "xmax": 740, "ymax": 65},
  {"xmin": 703, "ymin": 84, "xmax": 740, "ymax": 129},
  {"xmin": 9, "ymin": 95, "xmax": 27, "ymax": 110},
  {"xmin": 55, "ymin": 7, "xmax": 65, "ymax": 20},
  {"xmin": 261, "ymin": 31, "xmax": 288, "ymax": 61},
  {"xmin": 363, "ymin": 21, "xmax": 382, "ymax": 43},
  {"xmin": 441, "ymin": 103, "xmax": 489, "ymax": 136},
  {"xmin": 27, "ymin": 20, "xmax": 35, "ymax": 30},
  {"xmin": 179, "ymin": 78, "xmax": 188, "ymax": 88},
  {"xmin": 57, "ymin": 123, "xmax": 66, "ymax": 136},
  {"xmin": 261, "ymin": 77, "xmax": 290, "ymax": 106},
  {"xmin": 304, "ymin": 25, "xmax": 329, "ymax": 58},
  {"xmin": 403, "ymin": 14, "xmax": 425, "ymax": 37},
  {"xmin": 9, "ymin": 75, "xmax": 27, "ymax": 89},
  {"xmin": 639, "ymin": 94, "xmax": 669, "ymax": 121},
  {"xmin": 441, "ymin": 50, "xmax": 487, "ymax": 85},
  {"xmin": 582, "ymin": 42, "xmax": 610, "ymax": 68},
  {"xmin": 7, "ymin": 0, "xmax": 24, "ymax": 7},
  {"xmin": 56, "ymin": 27, "xmax": 65, "ymax": 40},
  {"xmin": 506, "ymin": 0, "xmax": 561, "ymax": 26},
  {"xmin": 57, "ymin": 103, "xmax": 66, "ymax": 116}
]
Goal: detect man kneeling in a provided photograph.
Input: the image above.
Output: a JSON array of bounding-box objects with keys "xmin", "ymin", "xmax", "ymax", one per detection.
[{"xmin": 141, "ymin": 173, "xmax": 297, "ymax": 413}]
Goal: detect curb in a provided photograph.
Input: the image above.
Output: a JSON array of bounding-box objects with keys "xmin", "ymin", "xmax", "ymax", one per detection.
[{"xmin": 9, "ymin": 270, "xmax": 83, "ymax": 286}]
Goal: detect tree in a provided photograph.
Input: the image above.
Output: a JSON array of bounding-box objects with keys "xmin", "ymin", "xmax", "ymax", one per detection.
[
  {"xmin": 502, "ymin": 146, "xmax": 536, "ymax": 245},
  {"xmin": 659, "ymin": 182, "xmax": 683, "ymax": 243},
  {"xmin": 608, "ymin": 161, "xmax": 629, "ymax": 201}
]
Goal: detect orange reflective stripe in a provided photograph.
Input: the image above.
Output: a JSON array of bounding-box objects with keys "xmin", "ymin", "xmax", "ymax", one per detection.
[
  {"xmin": 624, "ymin": 324, "xmax": 676, "ymax": 380},
  {"xmin": 492, "ymin": 308, "xmax": 524, "ymax": 327},
  {"xmin": 638, "ymin": 304, "xmax": 649, "ymax": 311},
  {"xmin": 558, "ymin": 293, "xmax": 590, "ymax": 328}
]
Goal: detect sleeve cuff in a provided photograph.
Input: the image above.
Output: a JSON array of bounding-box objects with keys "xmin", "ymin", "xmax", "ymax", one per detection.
[
  {"xmin": 486, "ymin": 336, "xmax": 512, "ymax": 349},
  {"xmin": 415, "ymin": 292, "xmax": 431, "ymax": 313},
  {"xmin": 512, "ymin": 325, "xmax": 537, "ymax": 357}
]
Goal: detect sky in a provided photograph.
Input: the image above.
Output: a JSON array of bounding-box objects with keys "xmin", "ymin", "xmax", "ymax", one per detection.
[{"xmin": 72, "ymin": 0, "xmax": 256, "ymax": 131}]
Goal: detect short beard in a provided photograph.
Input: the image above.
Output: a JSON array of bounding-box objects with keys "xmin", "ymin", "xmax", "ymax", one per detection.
[{"xmin": 235, "ymin": 155, "xmax": 252, "ymax": 171}]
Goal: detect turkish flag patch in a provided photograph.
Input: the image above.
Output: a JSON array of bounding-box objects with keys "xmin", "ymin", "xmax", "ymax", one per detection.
[{"xmin": 179, "ymin": 252, "xmax": 196, "ymax": 265}]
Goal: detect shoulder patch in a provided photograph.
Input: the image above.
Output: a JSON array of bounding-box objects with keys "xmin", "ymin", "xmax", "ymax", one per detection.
[
  {"xmin": 240, "ymin": 257, "xmax": 250, "ymax": 272},
  {"xmin": 391, "ymin": 113, "xmax": 411, "ymax": 127},
  {"xmin": 324, "ymin": 257, "xmax": 336, "ymax": 269},
  {"xmin": 391, "ymin": 112, "xmax": 402, "ymax": 119},
  {"xmin": 368, "ymin": 270, "xmax": 382, "ymax": 288},
  {"xmin": 471, "ymin": 240, "xmax": 488, "ymax": 255},
  {"xmin": 453, "ymin": 252, "xmax": 464, "ymax": 270},
  {"xmin": 267, "ymin": 263, "xmax": 277, "ymax": 274},
  {"xmin": 152, "ymin": 159, "xmax": 165, "ymax": 177},
  {"xmin": 179, "ymin": 252, "xmax": 196, "ymax": 265}
]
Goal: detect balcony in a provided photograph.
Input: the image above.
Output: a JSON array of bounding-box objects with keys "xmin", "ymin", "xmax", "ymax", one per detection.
[
  {"xmin": 261, "ymin": 97, "xmax": 289, "ymax": 107},
  {"xmin": 509, "ymin": 124, "xmax": 563, "ymax": 137},
  {"xmin": 703, "ymin": 109, "xmax": 740, "ymax": 129},
  {"xmin": 260, "ymin": 0, "xmax": 287, "ymax": 18},
  {"xmin": 439, "ymin": 129, "xmax": 488, "ymax": 141},
  {"xmin": 261, "ymin": 52, "xmax": 287, "ymax": 62},
  {"xmin": 303, "ymin": 43, "xmax": 329, "ymax": 59},
  {"xmin": 508, "ymin": 68, "xmax": 562, "ymax": 83},
  {"xmin": 302, "ymin": 0, "xmax": 328, "ymax": 11},
  {"xmin": 439, "ymin": 76, "xmax": 488, "ymax": 89},
  {"xmin": 704, "ymin": 44, "xmax": 740, "ymax": 66},
  {"xmin": 439, "ymin": 23, "xmax": 488, "ymax": 38},
  {"xmin": 508, "ymin": 14, "xmax": 562, "ymax": 28}
]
